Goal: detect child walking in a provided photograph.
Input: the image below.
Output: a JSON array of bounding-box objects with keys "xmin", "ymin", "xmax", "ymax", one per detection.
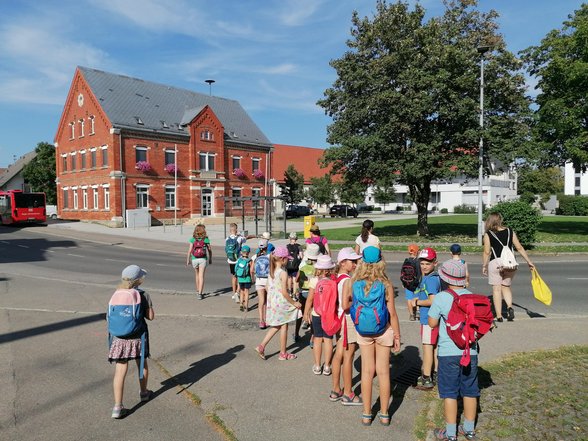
[
  {"xmin": 294, "ymin": 243, "xmax": 320, "ymax": 341},
  {"xmin": 226, "ymin": 223, "xmax": 246, "ymax": 303},
  {"xmin": 428, "ymin": 259, "xmax": 479, "ymax": 441},
  {"xmin": 349, "ymin": 246, "xmax": 401, "ymax": 426},
  {"xmin": 286, "ymin": 232, "xmax": 303, "ymax": 296},
  {"xmin": 235, "ymin": 245, "xmax": 254, "ymax": 312},
  {"xmin": 108, "ymin": 264, "xmax": 154, "ymax": 419},
  {"xmin": 252, "ymin": 240, "xmax": 270, "ymax": 328},
  {"xmin": 412, "ymin": 247, "xmax": 441, "ymax": 390},
  {"xmin": 449, "ymin": 244, "xmax": 470, "ymax": 288},
  {"xmin": 255, "ymin": 246, "xmax": 302, "ymax": 360},
  {"xmin": 186, "ymin": 224, "xmax": 212, "ymax": 300},
  {"xmin": 303, "ymin": 254, "xmax": 337, "ymax": 375},
  {"xmin": 329, "ymin": 247, "xmax": 363, "ymax": 405}
]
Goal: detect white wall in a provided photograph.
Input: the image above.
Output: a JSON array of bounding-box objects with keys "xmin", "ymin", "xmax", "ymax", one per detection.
[{"xmin": 564, "ymin": 162, "xmax": 588, "ymax": 195}]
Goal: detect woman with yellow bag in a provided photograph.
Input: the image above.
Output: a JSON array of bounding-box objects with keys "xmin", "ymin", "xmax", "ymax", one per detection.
[{"xmin": 482, "ymin": 212, "xmax": 535, "ymax": 322}]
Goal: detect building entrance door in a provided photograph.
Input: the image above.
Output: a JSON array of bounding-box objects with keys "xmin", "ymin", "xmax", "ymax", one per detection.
[{"xmin": 202, "ymin": 189, "xmax": 212, "ymax": 216}]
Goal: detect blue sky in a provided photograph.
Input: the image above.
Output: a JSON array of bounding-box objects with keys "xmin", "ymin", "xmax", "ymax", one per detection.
[{"xmin": 0, "ymin": 0, "xmax": 582, "ymax": 167}]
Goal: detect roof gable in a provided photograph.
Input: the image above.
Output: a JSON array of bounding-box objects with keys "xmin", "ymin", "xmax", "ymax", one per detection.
[{"xmin": 0, "ymin": 151, "xmax": 36, "ymax": 188}]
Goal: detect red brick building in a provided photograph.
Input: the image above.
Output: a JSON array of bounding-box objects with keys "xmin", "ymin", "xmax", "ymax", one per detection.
[{"xmin": 55, "ymin": 67, "xmax": 272, "ymax": 226}]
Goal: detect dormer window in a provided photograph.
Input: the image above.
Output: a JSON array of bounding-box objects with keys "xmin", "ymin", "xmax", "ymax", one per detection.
[
  {"xmin": 161, "ymin": 120, "xmax": 169, "ymax": 129},
  {"xmin": 134, "ymin": 116, "xmax": 144, "ymax": 125},
  {"xmin": 201, "ymin": 129, "xmax": 213, "ymax": 141}
]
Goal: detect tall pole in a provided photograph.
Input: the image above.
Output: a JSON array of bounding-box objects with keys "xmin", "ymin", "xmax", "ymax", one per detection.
[
  {"xmin": 477, "ymin": 46, "xmax": 490, "ymax": 246},
  {"xmin": 205, "ymin": 79, "xmax": 215, "ymax": 96},
  {"xmin": 174, "ymin": 143, "xmax": 178, "ymax": 226}
]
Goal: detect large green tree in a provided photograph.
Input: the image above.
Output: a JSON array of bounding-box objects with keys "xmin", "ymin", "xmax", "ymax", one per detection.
[
  {"xmin": 372, "ymin": 176, "xmax": 397, "ymax": 211},
  {"xmin": 318, "ymin": 0, "xmax": 530, "ymax": 235},
  {"xmin": 336, "ymin": 178, "xmax": 367, "ymax": 206},
  {"xmin": 517, "ymin": 166, "xmax": 563, "ymax": 197},
  {"xmin": 307, "ymin": 175, "xmax": 337, "ymax": 207},
  {"xmin": 279, "ymin": 164, "xmax": 305, "ymax": 204},
  {"xmin": 22, "ymin": 142, "xmax": 56, "ymax": 204},
  {"xmin": 521, "ymin": 4, "xmax": 588, "ymax": 170}
]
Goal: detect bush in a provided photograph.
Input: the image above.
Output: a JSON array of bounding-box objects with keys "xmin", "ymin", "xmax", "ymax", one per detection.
[
  {"xmin": 556, "ymin": 195, "xmax": 588, "ymax": 216},
  {"xmin": 486, "ymin": 201, "xmax": 542, "ymax": 246},
  {"xmin": 454, "ymin": 204, "xmax": 477, "ymax": 214},
  {"xmin": 440, "ymin": 208, "xmax": 448, "ymax": 214}
]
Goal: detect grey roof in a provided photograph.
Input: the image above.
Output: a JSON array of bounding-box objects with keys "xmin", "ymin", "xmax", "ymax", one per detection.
[
  {"xmin": 79, "ymin": 66, "xmax": 272, "ymax": 148},
  {"xmin": 0, "ymin": 150, "xmax": 37, "ymax": 188}
]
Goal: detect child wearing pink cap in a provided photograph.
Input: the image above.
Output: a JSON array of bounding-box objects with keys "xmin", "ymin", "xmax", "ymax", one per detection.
[{"xmin": 255, "ymin": 246, "xmax": 302, "ymax": 361}]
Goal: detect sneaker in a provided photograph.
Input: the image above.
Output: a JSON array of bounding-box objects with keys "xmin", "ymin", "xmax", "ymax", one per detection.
[
  {"xmin": 458, "ymin": 425, "xmax": 477, "ymax": 440},
  {"xmin": 233, "ymin": 292, "xmax": 240, "ymax": 303},
  {"xmin": 111, "ymin": 405, "xmax": 126, "ymax": 419},
  {"xmin": 312, "ymin": 364, "xmax": 323, "ymax": 375},
  {"xmin": 240, "ymin": 305, "xmax": 245, "ymax": 312},
  {"xmin": 322, "ymin": 365, "xmax": 332, "ymax": 376},
  {"xmin": 409, "ymin": 314, "xmax": 416, "ymax": 321},
  {"xmin": 415, "ymin": 310, "xmax": 420, "ymax": 320},
  {"xmin": 433, "ymin": 428, "xmax": 457, "ymax": 441},
  {"xmin": 495, "ymin": 317, "xmax": 504, "ymax": 323},
  {"xmin": 140, "ymin": 390, "xmax": 153, "ymax": 403},
  {"xmin": 198, "ymin": 293, "xmax": 204, "ymax": 300},
  {"xmin": 414, "ymin": 375, "xmax": 434, "ymax": 390},
  {"xmin": 507, "ymin": 307, "xmax": 515, "ymax": 321}
]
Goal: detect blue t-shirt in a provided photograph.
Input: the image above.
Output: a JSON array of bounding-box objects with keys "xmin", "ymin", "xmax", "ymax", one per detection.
[
  {"xmin": 414, "ymin": 272, "xmax": 441, "ymax": 325},
  {"xmin": 428, "ymin": 288, "xmax": 479, "ymax": 357}
]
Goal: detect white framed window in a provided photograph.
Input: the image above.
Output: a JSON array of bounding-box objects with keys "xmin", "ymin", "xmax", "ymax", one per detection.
[
  {"xmin": 89, "ymin": 116, "xmax": 95, "ymax": 135},
  {"xmin": 79, "ymin": 119, "xmax": 85, "ymax": 137},
  {"xmin": 165, "ymin": 185, "xmax": 176, "ymax": 209},
  {"xmin": 92, "ymin": 187, "xmax": 99, "ymax": 208},
  {"xmin": 62, "ymin": 155, "xmax": 68, "ymax": 172},
  {"xmin": 69, "ymin": 122, "xmax": 75, "ymax": 139},
  {"xmin": 136, "ymin": 185, "xmax": 149, "ymax": 208},
  {"xmin": 82, "ymin": 188, "xmax": 88, "ymax": 209},
  {"xmin": 70, "ymin": 153, "xmax": 77, "ymax": 171},
  {"xmin": 135, "ymin": 146, "xmax": 147, "ymax": 162},
  {"xmin": 252, "ymin": 157, "xmax": 261, "ymax": 172},
  {"xmin": 90, "ymin": 148, "xmax": 97, "ymax": 168},
  {"xmin": 199, "ymin": 152, "xmax": 215, "ymax": 171},
  {"xmin": 73, "ymin": 189, "xmax": 79, "ymax": 209},
  {"xmin": 164, "ymin": 149, "xmax": 176, "ymax": 165},
  {"xmin": 103, "ymin": 186, "xmax": 110, "ymax": 209},
  {"xmin": 232, "ymin": 187, "xmax": 242, "ymax": 208},
  {"xmin": 232, "ymin": 156, "xmax": 241, "ymax": 170},
  {"xmin": 80, "ymin": 151, "xmax": 87, "ymax": 169},
  {"xmin": 201, "ymin": 129, "xmax": 213, "ymax": 141},
  {"xmin": 101, "ymin": 146, "xmax": 108, "ymax": 167}
]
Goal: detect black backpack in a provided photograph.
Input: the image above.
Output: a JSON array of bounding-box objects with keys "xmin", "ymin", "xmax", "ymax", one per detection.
[
  {"xmin": 286, "ymin": 243, "xmax": 302, "ymax": 270},
  {"xmin": 400, "ymin": 257, "xmax": 421, "ymax": 291}
]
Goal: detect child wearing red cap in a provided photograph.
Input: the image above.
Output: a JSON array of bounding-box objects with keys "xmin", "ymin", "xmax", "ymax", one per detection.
[{"xmin": 412, "ymin": 247, "xmax": 441, "ymax": 390}]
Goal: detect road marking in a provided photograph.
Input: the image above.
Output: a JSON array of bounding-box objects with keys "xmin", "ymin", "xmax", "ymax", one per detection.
[
  {"xmin": 17, "ymin": 245, "xmax": 29, "ymax": 248},
  {"xmin": 67, "ymin": 253, "xmax": 85, "ymax": 258},
  {"xmin": 105, "ymin": 258, "xmax": 126, "ymax": 262},
  {"xmin": 568, "ymin": 277, "xmax": 588, "ymax": 280}
]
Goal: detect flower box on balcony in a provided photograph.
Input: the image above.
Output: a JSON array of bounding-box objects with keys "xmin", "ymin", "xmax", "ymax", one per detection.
[
  {"xmin": 253, "ymin": 169, "xmax": 264, "ymax": 180},
  {"xmin": 164, "ymin": 163, "xmax": 177, "ymax": 174},
  {"xmin": 135, "ymin": 161, "xmax": 152, "ymax": 172},
  {"xmin": 233, "ymin": 168, "xmax": 246, "ymax": 179}
]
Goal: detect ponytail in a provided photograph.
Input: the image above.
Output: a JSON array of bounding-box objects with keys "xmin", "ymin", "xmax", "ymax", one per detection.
[{"xmin": 360, "ymin": 219, "xmax": 374, "ymax": 243}]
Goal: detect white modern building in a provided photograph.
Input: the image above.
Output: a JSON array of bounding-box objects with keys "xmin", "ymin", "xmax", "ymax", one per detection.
[{"xmin": 564, "ymin": 162, "xmax": 588, "ymax": 195}]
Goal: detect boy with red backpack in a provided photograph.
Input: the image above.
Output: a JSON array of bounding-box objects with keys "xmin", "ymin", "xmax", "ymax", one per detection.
[{"xmin": 428, "ymin": 259, "xmax": 487, "ymax": 441}]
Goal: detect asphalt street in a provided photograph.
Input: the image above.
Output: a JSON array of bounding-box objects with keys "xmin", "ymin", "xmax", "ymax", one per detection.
[{"xmin": 1, "ymin": 224, "xmax": 587, "ymax": 441}]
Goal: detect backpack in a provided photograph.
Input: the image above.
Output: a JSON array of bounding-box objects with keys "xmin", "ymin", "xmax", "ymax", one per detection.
[
  {"xmin": 309, "ymin": 236, "xmax": 327, "ymax": 255},
  {"xmin": 489, "ymin": 229, "xmax": 518, "ymax": 270},
  {"xmin": 107, "ymin": 288, "xmax": 147, "ymax": 379},
  {"xmin": 443, "ymin": 288, "xmax": 494, "ymax": 367},
  {"xmin": 191, "ymin": 238, "xmax": 207, "ymax": 258},
  {"xmin": 286, "ymin": 243, "xmax": 302, "ymax": 271},
  {"xmin": 254, "ymin": 254, "xmax": 269, "ymax": 278},
  {"xmin": 314, "ymin": 275, "xmax": 344, "ymax": 336},
  {"xmin": 350, "ymin": 280, "xmax": 389, "ymax": 336},
  {"xmin": 235, "ymin": 258, "xmax": 250, "ymax": 278},
  {"xmin": 400, "ymin": 257, "xmax": 421, "ymax": 291},
  {"xmin": 225, "ymin": 236, "xmax": 241, "ymax": 261}
]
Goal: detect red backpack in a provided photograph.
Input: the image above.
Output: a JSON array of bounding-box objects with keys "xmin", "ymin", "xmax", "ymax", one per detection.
[
  {"xmin": 444, "ymin": 288, "xmax": 494, "ymax": 366},
  {"xmin": 192, "ymin": 238, "xmax": 207, "ymax": 258},
  {"xmin": 314, "ymin": 275, "xmax": 348, "ymax": 336}
]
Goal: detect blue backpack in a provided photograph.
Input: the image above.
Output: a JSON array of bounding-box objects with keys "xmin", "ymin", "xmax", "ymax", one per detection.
[
  {"xmin": 107, "ymin": 288, "xmax": 147, "ymax": 378},
  {"xmin": 350, "ymin": 280, "xmax": 389, "ymax": 336},
  {"xmin": 225, "ymin": 236, "xmax": 241, "ymax": 261},
  {"xmin": 255, "ymin": 254, "xmax": 269, "ymax": 277}
]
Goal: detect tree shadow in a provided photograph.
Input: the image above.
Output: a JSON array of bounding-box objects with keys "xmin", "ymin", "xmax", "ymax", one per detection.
[{"xmin": 389, "ymin": 345, "xmax": 423, "ymax": 416}]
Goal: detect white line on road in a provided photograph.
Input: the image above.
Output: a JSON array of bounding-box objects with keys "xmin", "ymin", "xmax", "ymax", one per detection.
[
  {"xmin": 568, "ymin": 278, "xmax": 588, "ymax": 280},
  {"xmin": 104, "ymin": 258, "xmax": 126, "ymax": 262},
  {"xmin": 66, "ymin": 253, "xmax": 85, "ymax": 258},
  {"xmin": 17, "ymin": 245, "xmax": 29, "ymax": 248}
]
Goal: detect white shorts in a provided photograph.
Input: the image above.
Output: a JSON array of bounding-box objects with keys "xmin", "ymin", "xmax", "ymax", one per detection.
[
  {"xmin": 255, "ymin": 278, "xmax": 268, "ymax": 288},
  {"xmin": 191, "ymin": 258, "xmax": 207, "ymax": 269}
]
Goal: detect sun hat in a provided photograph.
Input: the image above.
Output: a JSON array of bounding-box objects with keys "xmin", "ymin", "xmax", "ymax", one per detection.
[
  {"xmin": 362, "ymin": 246, "xmax": 381, "ymax": 264},
  {"xmin": 241, "ymin": 245, "xmax": 251, "ymax": 253},
  {"xmin": 418, "ymin": 247, "xmax": 437, "ymax": 261},
  {"xmin": 304, "ymin": 243, "xmax": 321, "ymax": 260},
  {"xmin": 439, "ymin": 259, "xmax": 467, "ymax": 287},
  {"xmin": 407, "ymin": 243, "xmax": 419, "ymax": 254},
  {"xmin": 274, "ymin": 246, "xmax": 289, "ymax": 258},
  {"xmin": 261, "ymin": 232, "xmax": 271, "ymax": 240},
  {"xmin": 258, "ymin": 239, "xmax": 267, "ymax": 248},
  {"xmin": 122, "ymin": 264, "xmax": 147, "ymax": 280},
  {"xmin": 314, "ymin": 255, "xmax": 335, "ymax": 270},
  {"xmin": 309, "ymin": 224, "xmax": 320, "ymax": 233},
  {"xmin": 289, "ymin": 232, "xmax": 298, "ymax": 240},
  {"xmin": 337, "ymin": 247, "xmax": 362, "ymax": 263},
  {"xmin": 449, "ymin": 244, "xmax": 462, "ymax": 255}
]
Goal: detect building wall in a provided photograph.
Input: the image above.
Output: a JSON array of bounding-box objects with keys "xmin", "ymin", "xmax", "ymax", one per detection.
[{"xmin": 564, "ymin": 162, "xmax": 588, "ymax": 196}]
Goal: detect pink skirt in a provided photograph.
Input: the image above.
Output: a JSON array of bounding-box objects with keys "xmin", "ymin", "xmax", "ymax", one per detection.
[{"xmin": 108, "ymin": 336, "xmax": 150, "ymax": 363}]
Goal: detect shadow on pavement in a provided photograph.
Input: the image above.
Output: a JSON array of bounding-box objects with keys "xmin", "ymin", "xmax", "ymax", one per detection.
[{"xmin": 512, "ymin": 302, "xmax": 546, "ymax": 318}]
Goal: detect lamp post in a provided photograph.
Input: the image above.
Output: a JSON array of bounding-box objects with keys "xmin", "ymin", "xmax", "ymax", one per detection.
[
  {"xmin": 477, "ymin": 45, "xmax": 490, "ymax": 246},
  {"xmin": 205, "ymin": 79, "xmax": 215, "ymax": 96}
]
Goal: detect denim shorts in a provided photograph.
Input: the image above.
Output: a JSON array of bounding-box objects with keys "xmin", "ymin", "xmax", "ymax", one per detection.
[
  {"xmin": 311, "ymin": 315, "xmax": 333, "ymax": 339},
  {"xmin": 239, "ymin": 282, "xmax": 252, "ymax": 290},
  {"xmin": 437, "ymin": 355, "xmax": 480, "ymax": 399}
]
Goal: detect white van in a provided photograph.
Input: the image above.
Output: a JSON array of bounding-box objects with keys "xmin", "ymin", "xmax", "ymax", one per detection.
[{"xmin": 46, "ymin": 205, "xmax": 58, "ymax": 219}]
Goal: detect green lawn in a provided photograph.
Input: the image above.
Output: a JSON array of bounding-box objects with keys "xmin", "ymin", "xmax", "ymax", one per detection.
[{"xmin": 319, "ymin": 214, "xmax": 588, "ymax": 245}]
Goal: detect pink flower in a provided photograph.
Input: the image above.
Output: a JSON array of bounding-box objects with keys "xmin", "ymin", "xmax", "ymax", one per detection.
[
  {"xmin": 253, "ymin": 169, "xmax": 264, "ymax": 179},
  {"xmin": 233, "ymin": 168, "xmax": 246, "ymax": 178},
  {"xmin": 135, "ymin": 161, "xmax": 152, "ymax": 172},
  {"xmin": 165, "ymin": 163, "xmax": 177, "ymax": 173}
]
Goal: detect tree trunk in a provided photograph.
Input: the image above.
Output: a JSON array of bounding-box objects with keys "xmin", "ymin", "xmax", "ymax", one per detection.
[{"xmin": 410, "ymin": 183, "xmax": 431, "ymax": 237}]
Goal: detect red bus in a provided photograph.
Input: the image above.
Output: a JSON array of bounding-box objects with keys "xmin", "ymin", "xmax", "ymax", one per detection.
[{"xmin": 0, "ymin": 190, "xmax": 47, "ymax": 225}]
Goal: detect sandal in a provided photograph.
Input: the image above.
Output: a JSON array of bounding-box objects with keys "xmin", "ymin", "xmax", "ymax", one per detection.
[
  {"xmin": 329, "ymin": 390, "xmax": 343, "ymax": 402},
  {"xmin": 255, "ymin": 344, "xmax": 266, "ymax": 360},
  {"xmin": 278, "ymin": 352, "xmax": 297, "ymax": 361},
  {"xmin": 377, "ymin": 412, "xmax": 391, "ymax": 426},
  {"xmin": 322, "ymin": 365, "xmax": 332, "ymax": 376},
  {"xmin": 341, "ymin": 393, "xmax": 363, "ymax": 406},
  {"xmin": 361, "ymin": 414, "xmax": 372, "ymax": 426}
]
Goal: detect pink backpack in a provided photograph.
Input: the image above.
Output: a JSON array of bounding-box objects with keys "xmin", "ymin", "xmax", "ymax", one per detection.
[{"xmin": 315, "ymin": 274, "xmax": 348, "ymax": 337}]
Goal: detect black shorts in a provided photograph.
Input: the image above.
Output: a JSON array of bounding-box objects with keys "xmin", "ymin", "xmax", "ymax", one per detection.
[{"xmin": 229, "ymin": 263, "xmax": 236, "ymax": 275}]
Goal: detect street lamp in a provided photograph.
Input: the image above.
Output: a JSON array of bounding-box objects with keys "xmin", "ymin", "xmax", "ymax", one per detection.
[
  {"xmin": 477, "ymin": 45, "xmax": 490, "ymax": 246},
  {"xmin": 205, "ymin": 79, "xmax": 215, "ymax": 96}
]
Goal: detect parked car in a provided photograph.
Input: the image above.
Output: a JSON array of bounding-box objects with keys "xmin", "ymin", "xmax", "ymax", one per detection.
[
  {"xmin": 46, "ymin": 205, "xmax": 58, "ymax": 220},
  {"xmin": 286, "ymin": 204, "xmax": 311, "ymax": 218},
  {"xmin": 329, "ymin": 204, "xmax": 358, "ymax": 218}
]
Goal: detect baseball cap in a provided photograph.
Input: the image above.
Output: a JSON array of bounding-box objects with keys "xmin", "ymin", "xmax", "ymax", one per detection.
[
  {"xmin": 449, "ymin": 244, "xmax": 462, "ymax": 255},
  {"xmin": 337, "ymin": 247, "xmax": 361, "ymax": 263},
  {"xmin": 289, "ymin": 232, "xmax": 298, "ymax": 240},
  {"xmin": 261, "ymin": 232, "xmax": 271, "ymax": 240},
  {"xmin": 267, "ymin": 243, "xmax": 275, "ymax": 253},
  {"xmin": 407, "ymin": 244, "xmax": 419, "ymax": 254},
  {"xmin": 362, "ymin": 246, "xmax": 382, "ymax": 264},
  {"xmin": 241, "ymin": 245, "xmax": 251, "ymax": 253},
  {"xmin": 439, "ymin": 259, "xmax": 467, "ymax": 286},
  {"xmin": 121, "ymin": 264, "xmax": 147, "ymax": 280},
  {"xmin": 274, "ymin": 246, "xmax": 289, "ymax": 258},
  {"xmin": 304, "ymin": 243, "xmax": 320, "ymax": 260},
  {"xmin": 418, "ymin": 247, "xmax": 437, "ymax": 261},
  {"xmin": 258, "ymin": 240, "xmax": 267, "ymax": 248}
]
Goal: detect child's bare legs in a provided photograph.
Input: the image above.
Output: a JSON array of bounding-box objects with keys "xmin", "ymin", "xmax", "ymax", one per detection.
[
  {"xmin": 342, "ymin": 343, "xmax": 357, "ymax": 396},
  {"xmin": 375, "ymin": 344, "xmax": 391, "ymax": 415},
  {"xmin": 294, "ymin": 297, "xmax": 306, "ymax": 338},
  {"xmin": 359, "ymin": 343, "xmax": 375, "ymax": 421},
  {"xmin": 331, "ymin": 338, "xmax": 345, "ymax": 393},
  {"xmin": 243, "ymin": 288, "xmax": 250, "ymax": 311},
  {"xmin": 136, "ymin": 359, "xmax": 149, "ymax": 394},
  {"xmin": 195, "ymin": 264, "xmax": 206, "ymax": 295},
  {"xmin": 501, "ymin": 285, "xmax": 513, "ymax": 308},
  {"xmin": 231, "ymin": 275, "xmax": 238, "ymax": 296},
  {"xmin": 257, "ymin": 287, "xmax": 266, "ymax": 323},
  {"xmin": 313, "ymin": 336, "xmax": 324, "ymax": 367},
  {"xmin": 113, "ymin": 361, "xmax": 129, "ymax": 406},
  {"xmin": 406, "ymin": 300, "xmax": 414, "ymax": 318},
  {"xmin": 279, "ymin": 323, "xmax": 289, "ymax": 353},
  {"xmin": 322, "ymin": 337, "xmax": 333, "ymax": 368},
  {"xmin": 260, "ymin": 325, "xmax": 280, "ymax": 348}
]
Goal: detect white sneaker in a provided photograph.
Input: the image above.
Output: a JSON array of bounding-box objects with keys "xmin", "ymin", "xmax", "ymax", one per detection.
[{"xmin": 233, "ymin": 292, "xmax": 240, "ymax": 303}]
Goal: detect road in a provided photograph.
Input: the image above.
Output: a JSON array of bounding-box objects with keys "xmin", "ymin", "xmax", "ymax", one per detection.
[{"xmin": 1, "ymin": 225, "xmax": 587, "ymax": 441}]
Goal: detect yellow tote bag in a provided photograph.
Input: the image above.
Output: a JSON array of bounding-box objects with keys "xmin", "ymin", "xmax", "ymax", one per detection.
[{"xmin": 531, "ymin": 268, "xmax": 552, "ymax": 306}]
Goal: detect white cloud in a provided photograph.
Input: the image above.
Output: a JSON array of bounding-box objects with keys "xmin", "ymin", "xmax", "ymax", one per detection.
[{"xmin": 275, "ymin": 0, "xmax": 326, "ymax": 26}]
